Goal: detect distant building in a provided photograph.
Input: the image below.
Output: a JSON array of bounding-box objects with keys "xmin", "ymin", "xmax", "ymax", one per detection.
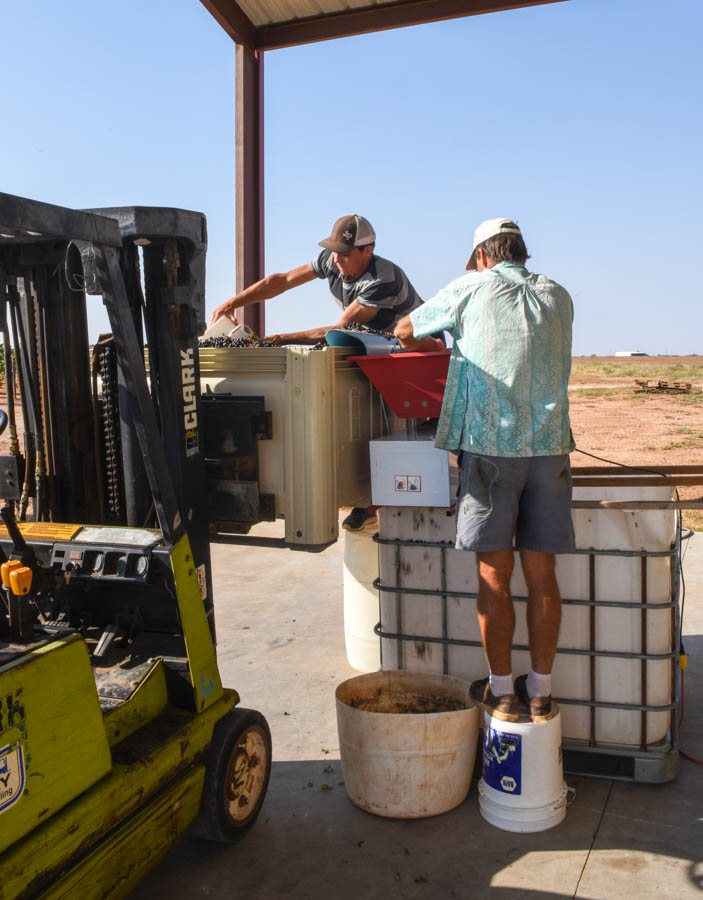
[{"xmin": 615, "ymin": 350, "xmax": 649, "ymax": 357}]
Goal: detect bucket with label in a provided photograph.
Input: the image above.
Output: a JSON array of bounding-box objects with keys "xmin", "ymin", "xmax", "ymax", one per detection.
[{"xmin": 479, "ymin": 707, "xmax": 567, "ymax": 832}]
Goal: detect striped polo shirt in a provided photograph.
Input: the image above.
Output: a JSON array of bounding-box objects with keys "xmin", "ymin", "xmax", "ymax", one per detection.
[{"xmin": 310, "ymin": 249, "xmax": 423, "ymax": 331}]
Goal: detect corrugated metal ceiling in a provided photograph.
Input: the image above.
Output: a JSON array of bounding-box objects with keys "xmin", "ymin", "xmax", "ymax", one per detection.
[
  {"xmin": 200, "ymin": 0, "xmax": 568, "ymax": 51},
  {"xmin": 236, "ymin": 0, "xmax": 407, "ymax": 29}
]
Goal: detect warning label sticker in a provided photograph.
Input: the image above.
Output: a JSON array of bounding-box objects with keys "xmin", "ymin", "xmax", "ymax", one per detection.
[
  {"xmin": 394, "ymin": 475, "xmax": 422, "ymax": 493},
  {"xmin": 196, "ymin": 564, "xmax": 207, "ymax": 600},
  {"xmin": 0, "ymin": 522, "xmax": 81, "ymax": 542}
]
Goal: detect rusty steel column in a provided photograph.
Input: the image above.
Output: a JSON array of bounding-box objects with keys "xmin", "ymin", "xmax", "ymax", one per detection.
[{"xmin": 235, "ymin": 44, "xmax": 265, "ymax": 336}]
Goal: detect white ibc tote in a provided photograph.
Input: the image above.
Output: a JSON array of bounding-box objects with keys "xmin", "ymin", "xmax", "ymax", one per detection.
[{"xmin": 377, "ymin": 484, "xmax": 677, "ymax": 750}]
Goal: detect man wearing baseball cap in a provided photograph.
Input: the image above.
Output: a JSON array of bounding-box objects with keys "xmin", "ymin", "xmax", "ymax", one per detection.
[
  {"xmin": 395, "ymin": 218, "xmax": 575, "ymax": 724},
  {"xmin": 209, "ymin": 214, "xmax": 442, "ymax": 531},
  {"xmin": 209, "ymin": 214, "xmax": 440, "ymax": 347}
]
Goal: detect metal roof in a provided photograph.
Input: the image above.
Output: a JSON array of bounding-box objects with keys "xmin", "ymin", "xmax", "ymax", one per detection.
[{"xmin": 201, "ymin": 0, "xmax": 567, "ymax": 51}]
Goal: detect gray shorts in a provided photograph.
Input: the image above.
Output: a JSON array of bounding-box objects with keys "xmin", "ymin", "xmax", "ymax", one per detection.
[{"xmin": 455, "ymin": 452, "xmax": 576, "ymax": 554}]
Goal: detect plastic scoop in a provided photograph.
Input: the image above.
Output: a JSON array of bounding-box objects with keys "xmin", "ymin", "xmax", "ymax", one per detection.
[
  {"xmin": 325, "ymin": 329, "xmax": 401, "ymax": 356},
  {"xmin": 201, "ymin": 318, "xmax": 254, "ymax": 341}
]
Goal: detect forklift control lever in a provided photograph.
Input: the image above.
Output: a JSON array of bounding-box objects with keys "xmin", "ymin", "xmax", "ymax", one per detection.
[
  {"xmin": 1, "ymin": 558, "xmax": 23, "ymax": 587},
  {"xmin": 0, "ymin": 504, "xmax": 39, "ymax": 575},
  {"xmin": 9, "ymin": 565, "xmax": 32, "ymax": 595}
]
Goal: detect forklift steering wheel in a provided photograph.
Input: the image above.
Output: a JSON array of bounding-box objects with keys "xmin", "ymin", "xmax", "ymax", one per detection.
[{"xmin": 0, "ymin": 409, "xmax": 7, "ymax": 437}]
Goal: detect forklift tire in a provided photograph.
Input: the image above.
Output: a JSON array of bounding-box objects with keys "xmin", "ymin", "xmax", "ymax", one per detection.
[{"xmin": 192, "ymin": 707, "xmax": 272, "ymax": 843}]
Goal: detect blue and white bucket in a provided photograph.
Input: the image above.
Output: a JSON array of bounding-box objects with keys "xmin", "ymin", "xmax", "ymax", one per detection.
[{"xmin": 479, "ymin": 706, "xmax": 568, "ymax": 833}]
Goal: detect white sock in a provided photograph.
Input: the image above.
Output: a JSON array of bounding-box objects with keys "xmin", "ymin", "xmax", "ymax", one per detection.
[
  {"xmin": 527, "ymin": 670, "xmax": 551, "ymax": 699},
  {"xmin": 489, "ymin": 673, "xmax": 514, "ymax": 696}
]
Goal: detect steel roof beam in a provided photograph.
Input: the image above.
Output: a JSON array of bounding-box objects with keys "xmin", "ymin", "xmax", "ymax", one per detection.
[
  {"xmin": 200, "ymin": 0, "xmax": 257, "ymax": 48},
  {"xmin": 235, "ymin": 45, "xmax": 265, "ymax": 336}
]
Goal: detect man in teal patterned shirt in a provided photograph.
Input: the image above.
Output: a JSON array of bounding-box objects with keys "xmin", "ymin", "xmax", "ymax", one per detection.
[{"xmin": 395, "ymin": 218, "xmax": 575, "ymax": 724}]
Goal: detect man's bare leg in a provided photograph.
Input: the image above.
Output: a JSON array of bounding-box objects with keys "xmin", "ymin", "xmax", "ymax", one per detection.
[
  {"xmin": 470, "ymin": 550, "xmax": 519, "ymax": 720},
  {"xmin": 476, "ymin": 551, "xmax": 516, "ymax": 675},
  {"xmin": 519, "ymin": 549, "xmax": 561, "ymax": 675}
]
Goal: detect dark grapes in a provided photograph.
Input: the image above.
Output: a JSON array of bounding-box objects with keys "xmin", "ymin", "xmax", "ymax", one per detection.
[
  {"xmin": 342, "ymin": 322, "xmax": 395, "ymax": 338},
  {"xmin": 198, "ymin": 322, "xmax": 397, "ymax": 350},
  {"xmin": 199, "ymin": 334, "xmax": 279, "ymax": 349}
]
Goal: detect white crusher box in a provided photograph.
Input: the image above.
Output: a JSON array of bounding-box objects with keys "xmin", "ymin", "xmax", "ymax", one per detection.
[{"xmin": 370, "ymin": 429, "xmax": 451, "ymax": 507}]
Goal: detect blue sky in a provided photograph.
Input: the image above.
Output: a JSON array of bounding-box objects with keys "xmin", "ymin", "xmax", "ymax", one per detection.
[{"xmin": 3, "ymin": 0, "xmax": 701, "ymax": 354}]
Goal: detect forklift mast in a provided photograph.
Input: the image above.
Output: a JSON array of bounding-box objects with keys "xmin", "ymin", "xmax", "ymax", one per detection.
[
  {"xmin": 84, "ymin": 204, "xmax": 213, "ymax": 621},
  {"xmin": 0, "ymin": 193, "xmax": 214, "ymax": 632}
]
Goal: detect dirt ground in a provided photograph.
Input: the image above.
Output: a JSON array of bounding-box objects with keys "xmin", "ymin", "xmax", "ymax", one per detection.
[
  {"xmin": 1, "ymin": 355, "xmax": 701, "ymax": 527},
  {"xmin": 568, "ymin": 356, "xmax": 703, "ymax": 530}
]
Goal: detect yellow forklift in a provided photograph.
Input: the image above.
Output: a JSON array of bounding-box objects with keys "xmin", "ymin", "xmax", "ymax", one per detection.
[{"xmin": 0, "ymin": 193, "xmax": 271, "ymax": 899}]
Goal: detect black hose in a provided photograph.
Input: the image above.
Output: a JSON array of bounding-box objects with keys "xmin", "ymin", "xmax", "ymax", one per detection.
[
  {"xmin": 2, "ymin": 326, "xmax": 16, "ymax": 433},
  {"xmin": 9, "ymin": 279, "xmax": 42, "ymax": 520},
  {"xmin": 8, "ymin": 301, "xmax": 29, "ymax": 440}
]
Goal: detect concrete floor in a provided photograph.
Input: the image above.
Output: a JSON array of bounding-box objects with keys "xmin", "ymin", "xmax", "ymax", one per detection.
[{"xmin": 129, "ymin": 523, "xmax": 703, "ymax": 900}]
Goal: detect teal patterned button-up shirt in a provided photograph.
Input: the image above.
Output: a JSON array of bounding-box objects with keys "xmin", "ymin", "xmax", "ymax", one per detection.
[{"xmin": 410, "ymin": 261, "xmax": 574, "ymax": 457}]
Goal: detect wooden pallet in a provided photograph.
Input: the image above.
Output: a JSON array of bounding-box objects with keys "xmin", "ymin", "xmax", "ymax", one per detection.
[{"xmin": 634, "ymin": 379, "xmax": 693, "ymax": 394}]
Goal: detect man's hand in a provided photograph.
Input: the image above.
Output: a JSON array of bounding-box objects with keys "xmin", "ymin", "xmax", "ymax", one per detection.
[
  {"xmin": 395, "ymin": 315, "xmax": 444, "ymax": 352},
  {"xmin": 209, "ymin": 301, "xmax": 239, "ymax": 328},
  {"xmin": 261, "ymin": 334, "xmax": 283, "ymax": 345},
  {"xmin": 394, "ymin": 315, "xmax": 415, "ymax": 346}
]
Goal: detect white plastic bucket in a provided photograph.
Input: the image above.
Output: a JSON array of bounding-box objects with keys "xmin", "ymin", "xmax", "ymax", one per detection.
[
  {"xmin": 336, "ymin": 670, "xmax": 480, "ymax": 819},
  {"xmin": 343, "ymin": 524, "xmax": 381, "ymax": 672},
  {"xmin": 479, "ymin": 708, "xmax": 567, "ymax": 833},
  {"xmin": 201, "ymin": 319, "xmax": 253, "ymax": 340}
]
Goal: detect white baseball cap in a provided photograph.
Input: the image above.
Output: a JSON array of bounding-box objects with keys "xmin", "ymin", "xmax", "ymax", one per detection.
[{"xmin": 466, "ymin": 218, "xmax": 523, "ymax": 270}]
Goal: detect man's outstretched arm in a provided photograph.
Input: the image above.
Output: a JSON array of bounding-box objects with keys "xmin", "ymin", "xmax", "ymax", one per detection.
[
  {"xmin": 209, "ymin": 264, "xmax": 317, "ymax": 327},
  {"xmin": 262, "ymin": 300, "xmax": 379, "ymax": 346}
]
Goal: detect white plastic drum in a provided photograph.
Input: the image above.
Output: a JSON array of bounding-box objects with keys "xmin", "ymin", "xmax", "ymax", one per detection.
[
  {"xmin": 479, "ymin": 708, "xmax": 567, "ymax": 833},
  {"xmin": 343, "ymin": 524, "xmax": 381, "ymax": 672}
]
